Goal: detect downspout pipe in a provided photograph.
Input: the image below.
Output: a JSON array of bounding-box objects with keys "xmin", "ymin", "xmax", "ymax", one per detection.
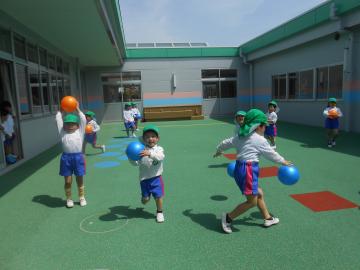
[{"xmin": 239, "ymin": 48, "xmax": 253, "ymax": 109}]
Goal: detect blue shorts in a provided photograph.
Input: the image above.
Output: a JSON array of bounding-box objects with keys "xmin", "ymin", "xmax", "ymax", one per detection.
[
  {"xmin": 234, "ymin": 161, "xmax": 259, "ymax": 195},
  {"xmin": 265, "ymin": 124, "xmax": 277, "ymax": 137},
  {"xmin": 59, "ymin": 152, "xmax": 86, "ymax": 177},
  {"xmin": 124, "ymin": 121, "xmax": 135, "ymax": 129},
  {"xmin": 325, "ymin": 118, "xmax": 339, "ymax": 129},
  {"xmin": 4, "ymin": 134, "xmax": 15, "ymax": 146},
  {"xmin": 140, "ymin": 175, "xmax": 164, "ymax": 199},
  {"xmin": 85, "ymin": 133, "xmax": 97, "ymax": 145}
]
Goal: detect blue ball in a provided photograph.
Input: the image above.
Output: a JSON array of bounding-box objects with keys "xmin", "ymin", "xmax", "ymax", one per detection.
[
  {"xmin": 278, "ymin": 166, "xmax": 300, "ymax": 185},
  {"xmin": 125, "ymin": 142, "xmax": 145, "ymax": 161},
  {"xmin": 227, "ymin": 162, "xmax": 236, "ymax": 178}
]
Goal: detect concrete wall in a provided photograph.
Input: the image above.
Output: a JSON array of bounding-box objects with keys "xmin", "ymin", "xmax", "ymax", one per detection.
[{"xmin": 83, "ymin": 57, "xmax": 248, "ymax": 121}]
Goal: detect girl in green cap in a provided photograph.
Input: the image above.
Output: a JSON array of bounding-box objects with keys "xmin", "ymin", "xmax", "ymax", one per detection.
[
  {"xmin": 56, "ymin": 103, "xmax": 88, "ymax": 208},
  {"xmin": 214, "ymin": 109, "xmax": 292, "ymax": 233},
  {"xmin": 323, "ymin": 98, "xmax": 343, "ymax": 148},
  {"xmin": 83, "ymin": 111, "xmax": 105, "ymax": 153},
  {"xmin": 265, "ymin": 100, "xmax": 279, "ymax": 148}
]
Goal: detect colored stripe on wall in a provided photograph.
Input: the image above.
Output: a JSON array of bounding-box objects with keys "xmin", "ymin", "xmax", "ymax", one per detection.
[
  {"xmin": 143, "ymin": 97, "xmax": 202, "ymax": 107},
  {"xmin": 143, "ymin": 91, "xmax": 201, "ymax": 99}
]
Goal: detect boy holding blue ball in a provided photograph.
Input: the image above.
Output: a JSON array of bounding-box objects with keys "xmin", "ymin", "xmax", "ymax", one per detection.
[
  {"xmin": 214, "ymin": 109, "xmax": 292, "ymax": 233},
  {"xmin": 129, "ymin": 125, "xmax": 165, "ymax": 223}
]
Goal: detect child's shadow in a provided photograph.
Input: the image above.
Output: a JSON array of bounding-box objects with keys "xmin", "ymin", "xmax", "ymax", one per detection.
[
  {"xmin": 183, "ymin": 209, "xmax": 262, "ymax": 233},
  {"xmin": 32, "ymin": 195, "xmax": 66, "ymax": 208},
  {"xmin": 99, "ymin": 206, "xmax": 155, "ymax": 221},
  {"xmin": 208, "ymin": 163, "xmax": 228, "ymax": 169}
]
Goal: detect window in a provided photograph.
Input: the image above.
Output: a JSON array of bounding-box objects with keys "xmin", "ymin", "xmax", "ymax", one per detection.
[
  {"xmin": 101, "ymin": 74, "xmax": 121, "ymax": 83},
  {"xmin": 16, "ymin": 64, "xmax": 30, "ymax": 115},
  {"xmin": 0, "ymin": 28, "xmax": 11, "ymax": 53},
  {"xmin": 288, "ymin": 72, "xmax": 299, "ymax": 99},
  {"xmin": 220, "ymin": 69, "xmax": 237, "ymax": 78},
  {"xmin": 41, "ymin": 72, "xmax": 50, "ymax": 112},
  {"xmin": 39, "ymin": 48, "xmax": 47, "ymax": 67},
  {"xmin": 63, "ymin": 78, "xmax": 70, "ymax": 95},
  {"xmin": 14, "ymin": 35, "xmax": 26, "ymax": 59},
  {"xmin": 122, "ymin": 71, "xmax": 141, "ymax": 81},
  {"xmin": 123, "ymin": 84, "xmax": 141, "ymax": 101},
  {"xmin": 329, "ymin": 65, "xmax": 342, "ymax": 98},
  {"xmin": 203, "ymin": 81, "xmax": 219, "ymax": 99},
  {"xmin": 220, "ymin": 81, "xmax": 236, "ymax": 98},
  {"xmin": 48, "ymin": 54, "xmax": 55, "ymax": 70},
  {"xmin": 103, "ymin": 85, "xmax": 121, "ymax": 103},
  {"xmin": 299, "ymin": 70, "xmax": 314, "ymax": 99},
  {"xmin": 57, "ymin": 77, "xmax": 64, "ymax": 101},
  {"xmin": 272, "ymin": 74, "xmax": 286, "ymax": 99},
  {"xmin": 29, "ymin": 68, "xmax": 42, "ymax": 114},
  {"xmin": 63, "ymin": 62, "xmax": 70, "ymax": 75},
  {"xmin": 27, "ymin": 43, "xmax": 38, "ymax": 63},
  {"xmin": 202, "ymin": 70, "xmax": 219, "ymax": 79},
  {"xmin": 316, "ymin": 67, "xmax": 329, "ymax": 99},
  {"xmin": 56, "ymin": 57, "xmax": 63, "ymax": 73},
  {"xmin": 50, "ymin": 75, "xmax": 59, "ymax": 111}
]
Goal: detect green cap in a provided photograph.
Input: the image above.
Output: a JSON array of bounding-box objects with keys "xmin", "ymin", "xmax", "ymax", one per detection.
[
  {"xmin": 268, "ymin": 100, "xmax": 277, "ymax": 107},
  {"xmin": 125, "ymin": 102, "xmax": 131, "ymax": 107},
  {"xmin": 238, "ymin": 109, "xmax": 268, "ymax": 137},
  {"xmin": 328, "ymin": 97, "xmax": 337, "ymax": 103},
  {"xmin": 85, "ymin": 111, "xmax": 95, "ymax": 118},
  {"xmin": 63, "ymin": 113, "xmax": 79, "ymax": 123},
  {"xmin": 143, "ymin": 124, "xmax": 159, "ymax": 136},
  {"xmin": 235, "ymin": 110, "xmax": 246, "ymax": 117},
  {"xmin": 131, "ymin": 102, "xmax": 137, "ymax": 106}
]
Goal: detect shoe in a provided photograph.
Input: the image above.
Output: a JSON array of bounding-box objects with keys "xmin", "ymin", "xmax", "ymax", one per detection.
[
  {"xmin": 66, "ymin": 199, "xmax": 74, "ymax": 208},
  {"xmin": 136, "ymin": 128, "xmax": 139, "ymax": 131},
  {"xmin": 221, "ymin": 213, "xmax": 232, "ymax": 233},
  {"xmin": 264, "ymin": 216, "xmax": 279, "ymax": 227},
  {"xmin": 132, "ymin": 134, "xmax": 137, "ymax": 138},
  {"xmin": 327, "ymin": 143, "xmax": 332, "ymax": 148},
  {"xmin": 101, "ymin": 145, "xmax": 106, "ymax": 153},
  {"xmin": 79, "ymin": 197, "xmax": 87, "ymax": 207},
  {"xmin": 156, "ymin": 212, "xmax": 165, "ymax": 223},
  {"xmin": 332, "ymin": 141, "xmax": 336, "ymax": 146}
]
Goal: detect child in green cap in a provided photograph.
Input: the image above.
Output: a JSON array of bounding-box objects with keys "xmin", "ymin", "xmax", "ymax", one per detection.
[
  {"xmin": 323, "ymin": 97, "xmax": 343, "ymax": 148},
  {"xmin": 265, "ymin": 100, "xmax": 279, "ymax": 148},
  {"xmin": 123, "ymin": 103, "xmax": 136, "ymax": 137},
  {"xmin": 214, "ymin": 109, "xmax": 292, "ymax": 233},
  {"xmin": 130, "ymin": 102, "xmax": 141, "ymax": 131},
  {"xmin": 234, "ymin": 110, "xmax": 246, "ymax": 135},
  {"xmin": 129, "ymin": 124, "xmax": 165, "ymax": 223},
  {"xmin": 83, "ymin": 111, "xmax": 105, "ymax": 153},
  {"xmin": 56, "ymin": 104, "xmax": 87, "ymax": 208}
]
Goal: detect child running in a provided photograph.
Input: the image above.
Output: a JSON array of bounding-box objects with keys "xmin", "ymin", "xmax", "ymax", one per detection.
[
  {"xmin": 214, "ymin": 109, "xmax": 292, "ymax": 233},
  {"xmin": 83, "ymin": 111, "xmax": 105, "ymax": 153},
  {"xmin": 56, "ymin": 104, "xmax": 87, "ymax": 208},
  {"xmin": 129, "ymin": 125, "xmax": 165, "ymax": 223}
]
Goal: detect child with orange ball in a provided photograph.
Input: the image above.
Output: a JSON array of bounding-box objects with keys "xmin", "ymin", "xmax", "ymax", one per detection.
[
  {"xmin": 83, "ymin": 111, "xmax": 105, "ymax": 153},
  {"xmin": 323, "ymin": 97, "xmax": 343, "ymax": 148}
]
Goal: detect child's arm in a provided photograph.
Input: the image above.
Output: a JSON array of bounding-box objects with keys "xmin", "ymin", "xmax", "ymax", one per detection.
[
  {"xmin": 92, "ymin": 121, "xmax": 100, "ymax": 132},
  {"xmin": 259, "ymin": 140, "xmax": 291, "ymax": 165},
  {"xmin": 323, "ymin": 108, "xmax": 329, "ymax": 118},
  {"xmin": 337, "ymin": 108, "xmax": 343, "ymax": 117},
  {"xmin": 77, "ymin": 106, "xmax": 87, "ymax": 136},
  {"xmin": 140, "ymin": 147, "xmax": 165, "ymax": 161},
  {"xmin": 214, "ymin": 137, "xmax": 235, "ymax": 157},
  {"xmin": 55, "ymin": 111, "xmax": 63, "ymax": 133},
  {"xmin": 268, "ymin": 113, "xmax": 277, "ymax": 124}
]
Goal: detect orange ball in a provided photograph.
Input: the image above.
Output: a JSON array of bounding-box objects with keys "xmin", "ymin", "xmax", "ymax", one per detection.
[
  {"xmin": 61, "ymin": 96, "xmax": 78, "ymax": 113},
  {"xmin": 328, "ymin": 109, "xmax": 338, "ymax": 118},
  {"xmin": 85, "ymin": 124, "xmax": 93, "ymax": 134}
]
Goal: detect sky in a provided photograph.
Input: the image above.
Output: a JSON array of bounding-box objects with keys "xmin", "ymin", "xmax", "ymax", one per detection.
[{"xmin": 120, "ymin": 0, "xmax": 328, "ymax": 47}]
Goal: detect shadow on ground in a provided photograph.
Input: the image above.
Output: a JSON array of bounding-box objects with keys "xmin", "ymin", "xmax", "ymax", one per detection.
[
  {"xmin": 99, "ymin": 206, "xmax": 155, "ymax": 221},
  {"xmin": 32, "ymin": 195, "xmax": 66, "ymax": 208}
]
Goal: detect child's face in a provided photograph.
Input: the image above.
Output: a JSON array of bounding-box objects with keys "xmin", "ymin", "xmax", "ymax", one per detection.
[
  {"xmin": 329, "ymin": 102, "xmax": 336, "ymax": 108},
  {"xmin": 1, "ymin": 114, "xmax": 8, "ymax": 122},
  {"xmin": 64, "ymin": 122, "xmax": 79, "ymax": 133},
  {"xmin": 143, "ymin": 131, "xmax": 159, "ymax": 147},
  {"xmin": 86, "ymin": 116, "xmax": 91, "ymax": 122},
  {"xmin": 235, "ymin": 115, "xmax": 244, "ymax": 125},
  {"xmin": 268, "ymin": 105, "xmax": 275, "ymax": 112},
  {"xmin": 256, "ymin": 125, "xmax": 266, "ymax": 135}
]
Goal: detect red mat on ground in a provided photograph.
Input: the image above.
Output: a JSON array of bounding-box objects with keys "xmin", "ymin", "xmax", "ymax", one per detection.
[
  {"xmin": 223, "ymin": 153, "xmax": 236, "ymax": 160},
  {"xmin": 291, "ymin": 191, "xmax": 358, "ymax": 212}
]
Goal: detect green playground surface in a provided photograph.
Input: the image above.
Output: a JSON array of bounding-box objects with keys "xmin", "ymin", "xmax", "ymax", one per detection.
[{"xmin": 0, "ymin": 118, "xmax": 360, "ymax": 270}]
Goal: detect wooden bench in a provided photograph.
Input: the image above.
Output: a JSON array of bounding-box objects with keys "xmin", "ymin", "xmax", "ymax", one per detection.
[{"xmin": 143, "ymin": 105, "xmax": 204, "ymax": 121}]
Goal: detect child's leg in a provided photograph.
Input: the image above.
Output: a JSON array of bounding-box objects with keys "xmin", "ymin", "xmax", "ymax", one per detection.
[
  {"xmin": 269, "ymin": 136, "xmax": 275, "ymax": 146},
  {"xmin": 142, "ymin": 197, "xmax": 150, "ymax": 204},
  {"xmin": 91, "ymin": 143, "xmax": 103, "ymax": 149},
  {"xmin": 64, "ymin": 176, "xmax": 73, "ymax": 200},
  {"xmin": 126, "ymin": 128, "xmax": 130, "ymax": 137},
  {"xmin": 155, "ymin": 197, "xmax": 163, "ymax": 212},
  {"xmin": 327, "ymin": 129, "xmax": 333, "ymax": 142},
  {"xmin": 76, "ymin": 176, "xmax": 84, "ymax": 198},
  {"xmin": 228, "ymin": 195, "xmax": 257, "ymax": 220},
  {"xmin": 256, "ymin": 188, "xmax": 271, "ymax": 219}
]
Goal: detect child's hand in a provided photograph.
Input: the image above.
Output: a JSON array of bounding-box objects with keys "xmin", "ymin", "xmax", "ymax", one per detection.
[
  {"xmin": 282, "ymin": 160, "xmax": 293, "ymax": 166},
  {"xmin": 140, "ymin": 150, "xmax": 151, "ymax": 157},
  {"xmin": 213, "ymin": 151, "xmax": 222, "ymax": 158}
]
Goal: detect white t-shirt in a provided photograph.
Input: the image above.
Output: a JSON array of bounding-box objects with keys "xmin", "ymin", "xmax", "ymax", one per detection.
[
  {"xmin": 266, "ymin": 111, "xmax": 278, "ymax": 124},
  {"xmin": 123, "ymin": 110, "xmax": 134, "ymax": 122},
  {"xmin": 88, "ymin": 119, "xmax": 100, "ymax": 132}
]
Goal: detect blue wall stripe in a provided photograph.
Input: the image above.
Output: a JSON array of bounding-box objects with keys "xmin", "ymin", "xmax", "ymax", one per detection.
[
  {"xmin": 143, "ymin": 97, "xmax": 202, "ymax": 106},
  {"xmin": 343, "ymin": 90, "xmax": 360, "ymax": 102},
  {"xmin": 87, "ymin": 100, "xmax": 103, "ymax": 109}
]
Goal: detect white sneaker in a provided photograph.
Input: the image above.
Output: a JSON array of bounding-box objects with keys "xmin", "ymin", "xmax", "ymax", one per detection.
[
  {"xmin": 332, "ymin": 141, "xmax": 336, "ymax": 146},
  {"xmin": 221, "ymin": 213, "xmax": 232, "ymax": 234},
  {"xmin": 264, "ymin": 216, "xmax": 279, "ymax": 227},
  {"xmin": 136, "ymin": 128, "xmax": 139, "ymax": 131},
  {"xmin": 156, "ymin": 212, "xmax": 165, "ymax": 223},
  {"xmin": 79, "ymin": 197, "xmax": 87, "ymax": 207},
  {"xmin": 132, "ymin": 134, "xmax": 137, "ymax": 138},
  {"xmin": 66, "ymin": 199, "xmax": 74, "ymax": 208},
  {"xmin": 101, "ymin": 145, "xmax": 106, "ymax": 153},
  {"xmin": 328, "ymin": 143, "xmax": 332, "ymax": 148}
]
